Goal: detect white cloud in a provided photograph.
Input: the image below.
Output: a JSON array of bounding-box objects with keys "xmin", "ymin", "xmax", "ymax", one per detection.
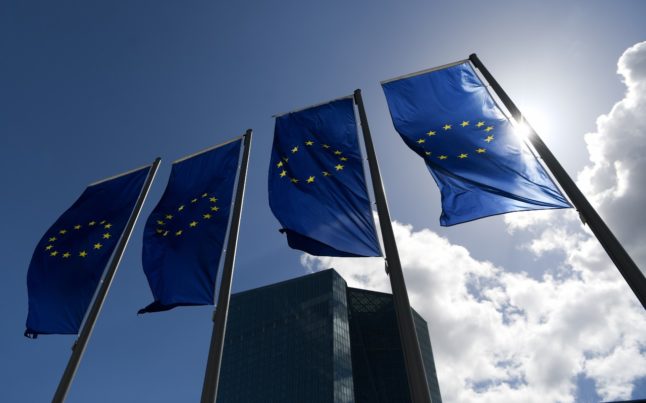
[
  {"xmin": 302, "ymin": 220, "xmax": 645, "ymax": 402},
  {"xmin": 565, "ymin": 41, "xmax": 646, "ymax": 268},
  {"xmin": 301, "ymin": 42, "xmax": 646, "ymax": 402},
  {"xmin": 578, "ymin": 42, "xmax": 646, "ymax": 268},
  {"xmin": 507, "ymin": 41, "xmax": 646, "ymax": 269}
]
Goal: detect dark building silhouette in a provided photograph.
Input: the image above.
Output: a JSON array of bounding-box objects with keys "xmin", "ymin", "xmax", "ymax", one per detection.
[{"xmin": 216, "ymin": 269, "xmax": 442, "ymax": 403}]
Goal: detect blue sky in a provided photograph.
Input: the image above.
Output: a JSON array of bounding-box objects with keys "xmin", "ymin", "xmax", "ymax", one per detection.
[{"xmin": 2, "ymin": 1, "xmax": 646, "ymax": 402}]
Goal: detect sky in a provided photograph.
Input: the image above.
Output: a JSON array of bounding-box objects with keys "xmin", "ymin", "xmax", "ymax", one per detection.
[{"xmin": 1, "ymin": 1, "xmax": 645, "ymax": 402}]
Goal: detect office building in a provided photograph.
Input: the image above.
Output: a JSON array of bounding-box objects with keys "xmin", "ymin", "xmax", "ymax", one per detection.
[{"xmin": 217, "ymin": 269, "xmax": 442, "ymax": 403}]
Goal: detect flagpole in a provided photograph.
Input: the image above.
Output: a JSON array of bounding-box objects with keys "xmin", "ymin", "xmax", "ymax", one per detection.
[
  {"xmin": 52, "ymin": 157, "xmax": 161, "ymax": 403},
  {"xmin": 200, "ymin": 130, "xmax": 252, "ymax": 403},
  {"xmin": 469, "ymin": 53, "xmax": 646, "ymax": 310},
  {"xmin": 354, "ymin": 89, "xmax": 433, "ymax": 403}
]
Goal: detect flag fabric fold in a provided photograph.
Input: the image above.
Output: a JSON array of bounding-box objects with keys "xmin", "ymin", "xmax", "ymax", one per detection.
[
  {"xmin": 268, "ymin": 97, "xmax": 381, "ymax": 257},
  {"xmin": 139, "ymin": 139, "xmax": 242, "ymax": 314},
  {"xmin": 382, "ymin": 62, "xmax": 571, "ymax": 226},
  {"xmin": 25, "ymin": 166, "xmax": 151, "ymax": 338}
]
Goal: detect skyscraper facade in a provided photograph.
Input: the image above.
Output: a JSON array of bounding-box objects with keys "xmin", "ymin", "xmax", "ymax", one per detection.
[{"xmin": 216, "ymin": 269, "xmax": 442, "ymax": 403}]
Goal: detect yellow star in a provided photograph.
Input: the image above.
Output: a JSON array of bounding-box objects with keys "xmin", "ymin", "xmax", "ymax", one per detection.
[
  {"xmin": 191, "ymin": 198, "xmax": 198, "ymax": 203},
  {"xmin": 461, "ymin": 121, "xmax": 469, "ymax": 127},
  {"xmin": 156, "ymin": 228, "xmax": 163, "ymax": 234},
  {"xmin": 305, "ymin": 140, "xmax": 314, "ymax": 146},
  {"xmin": 443, "ymin": 124, "xmax": 451, "ymax": 130},
  {"xmin": 50, "ymin": 250, "xmax": 58, "ymax": 256},
  {"xmin": 103, "ymin": 233, "xmax": 111, "ymax": 239},
  {"xmin": 335, "ymin": 164, "xmax": 344, "ymax": 171},
  {"xmin": 63, "ymin": 252, "xmax": 71, "ymax": 258},
  {"xmin": 485, "ymin": 135, "xmax": 494, "ymax": 143},
  {"xmin": 485, "ymin": 126, "xmax": 494, "ymax": 132},
  {"xmin": 277, "ymin": 161, "xmax": 283, "ymax": 168},
  {"xmin": 425, "ymin": 151, "xmax": 431, "ymax": 156},
  {"xmin": 104, "ymin": 223, "xmax": 112, "ymax": 229},
  {"xmin": 340, "ymin": 157, "xmax": 348, "ymax": 161},
  {"xmin": 202, "ymin": 192, "xmax": 208, "ymax": 198},
  {"xmin": 59, "ymin": 229, "xmax": 67, "ymax": 235},
  {"xmin": 306, "ymin": 176, "xmax": 315, "ymax": 183},
  {"xmin": 427, "ymin": 130, "xmax": 436, "ymax": 136},
  {"xmin": 94, "ymin": 243, "xmax": 102, "ymax": 250},
  {"xmin": 458, "ymin": 153, "xmax": 468, "ymax": 159},
  {"xmin": 157, "ymin": 220, "xmax": 165, "ymax": 225},
  {"xmin": 178, "ymin": 205, "xmax": 185, "ymax": 211},
  {"xmin": 476, "ymin": 121, "xmax": 485, "ymax": 127},
  {"xmin": 79, "ymin": 251, "xmax": 88, "ymax": 258},
  {"xmin": 322, "ymin": 144, "xmax": 330, "ymax": 149},
  {"xmin": 417, "ymin": 138, "xmax": 425, "ymax": 144},
  {"xmin": 476, "ymin": 148, "xmax": 486, "ymax": 154},
  {"xmin": 290, "ymin": 178, "xmax": 299, "ymax": 184},
  {"xmin": 165, "ymin": 214, "xmax": 173, "ymax": 220},
  {"xmin": 203, "ymin": 213, "xmax": 212, "ymax": 219},
  {"xmin": 334, "ymin": 150, "xmax": 342, "ymax": 155},
  {"xmin": 189, "ymin": 221, "xmax": 198, "ymax": 228},
  {"xmin": 280, "ymin": 170, "xmax": 287, "ymax": 177},
  {"xmin": 49, "ymin": 236, "xmax": 57, "ymax": 242},
  {"xmin": 163, "ymin": 230, "xmax": 169, "ymax": 237},
  {"xmin": 283, "ymin": 157, "xmax": 289, "ymax": 162},
  {"xmin": 45, "ymin": 245, "xmax": 53, "ymax": 250},
  {"xmin": 438, "ymin": 155, "xmax": 448, "ymax": 160},
  {"xmin": 74, "ymin": 225, "xmax": 82, "ymax": 230},
  {"xmin": 175, "ymin": 230, "xmax": 183, "ymax": 236},
  {"xmin": 100, "ymin": 220, "xmax": 106, "ymax": 224},
  {"xmin": 291, "ymin": 146, "xmax": 299, "ymax": 153},
  {"xmin": 89, "ymin": 221, "xmax": 96, "ymax": 226},
  {"xmin": 211, "ymin": 206, "xmax": 219, "ymax": 211},
  {"xmin": 209, "ymin": 197, "xmax": 217, "ymax": 203},
  {"xmin": 322, "ymin": 171, "xmax": 330, "ymax": 176}
]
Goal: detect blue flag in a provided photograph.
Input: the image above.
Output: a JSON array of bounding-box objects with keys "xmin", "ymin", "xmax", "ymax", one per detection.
[
  {"xmin": 139, "ymin": 139, "xmax": 241, "ymax": 313},
  {"xmin": 269, "ymin": 98, "xmax": 381, "ymax": 257},
  {"xmin": 25, "ymin": 166, "xmax": 150, "ymax": 338},
  {"xmin": 382, "ymin": 62, "xmax": 571, "ymax": 226}
]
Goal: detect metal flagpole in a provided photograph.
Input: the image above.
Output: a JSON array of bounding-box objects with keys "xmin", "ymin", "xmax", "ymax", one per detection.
[
  {"xmin": 469, "ymin": 53, "xmax": 646, "ymax": 310},
  {"xmin": 52, "ymin": 157, "xmax": 161, "ymax": 403},
  {"xmin": 200, "ymin": 129, "xmax": 253, "ymax": 403},
  {"xmin": 354, "ymin": 89, "xmax": 433, "ymax": 403}
]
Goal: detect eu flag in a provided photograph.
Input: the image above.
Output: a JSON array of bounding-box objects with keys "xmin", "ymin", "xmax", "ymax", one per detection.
[
  {"xmin": 25, "ymin": 166, "xmax": 151, "ymax": 338},
  {"xmin": 139, "ymin": 139, "xmax": 241, "ymax": 313},
  {"xmin": 382, "ymin": 62, "xmax": 571, "ymax": 226},
  {"xmin": 269, "ymin": 97, "xmax": 381, "ymax": 257}
]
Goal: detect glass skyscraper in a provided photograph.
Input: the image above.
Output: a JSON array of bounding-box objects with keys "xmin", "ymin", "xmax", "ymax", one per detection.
[{"xmin": 216, "ymin": 269, "xmax": 442, "ymax": 403}]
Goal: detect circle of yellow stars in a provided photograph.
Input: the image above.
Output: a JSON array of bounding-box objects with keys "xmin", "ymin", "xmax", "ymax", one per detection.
[
  {"xmin": 419, "ymin": 119, "xmax": 496, "ymax": 161},
  {"xmin": 154, "ymin": 192, "xmax": 220, "ymax": 238},
  {"xmin": 276, "ymin": 137, "xmax": 349, "ymax": 185},
  {"xmin": 44, "ymin": 219, "xmax": 114, "ymax": 260}
]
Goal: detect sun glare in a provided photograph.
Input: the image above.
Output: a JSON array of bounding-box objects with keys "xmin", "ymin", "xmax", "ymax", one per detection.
[
  {"xmin": 514, "ymin": 121, "xmax": 532, "ymax": 139},
  {"xmin": 514, "ymin": 106, "xmax": 553, "ymax": 140}
]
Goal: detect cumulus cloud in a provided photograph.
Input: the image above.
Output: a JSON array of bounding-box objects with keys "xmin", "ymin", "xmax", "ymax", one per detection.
[
  {"xmin": 300, "ymin": 42, "xmax": 646, "ymax": 402},
  {"xmin": 577, "ymin": 41, "xmax": 646, "ymax": 268},
  {"xmin": 509, "ymin": 41, "xmax": 646, "ymax": 269},
  {"xmin": 302, "ymin": 220, "xmax": 645, "ymax": 402}
]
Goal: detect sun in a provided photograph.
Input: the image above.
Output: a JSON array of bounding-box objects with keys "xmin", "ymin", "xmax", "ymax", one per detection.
[
  {"xmin": 514, "ymin": 120, "xmax": 532, "ymax": 139},
  {"xmin": 513, "ymin": 105, "xmax": 553, "ymax": 140}
]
